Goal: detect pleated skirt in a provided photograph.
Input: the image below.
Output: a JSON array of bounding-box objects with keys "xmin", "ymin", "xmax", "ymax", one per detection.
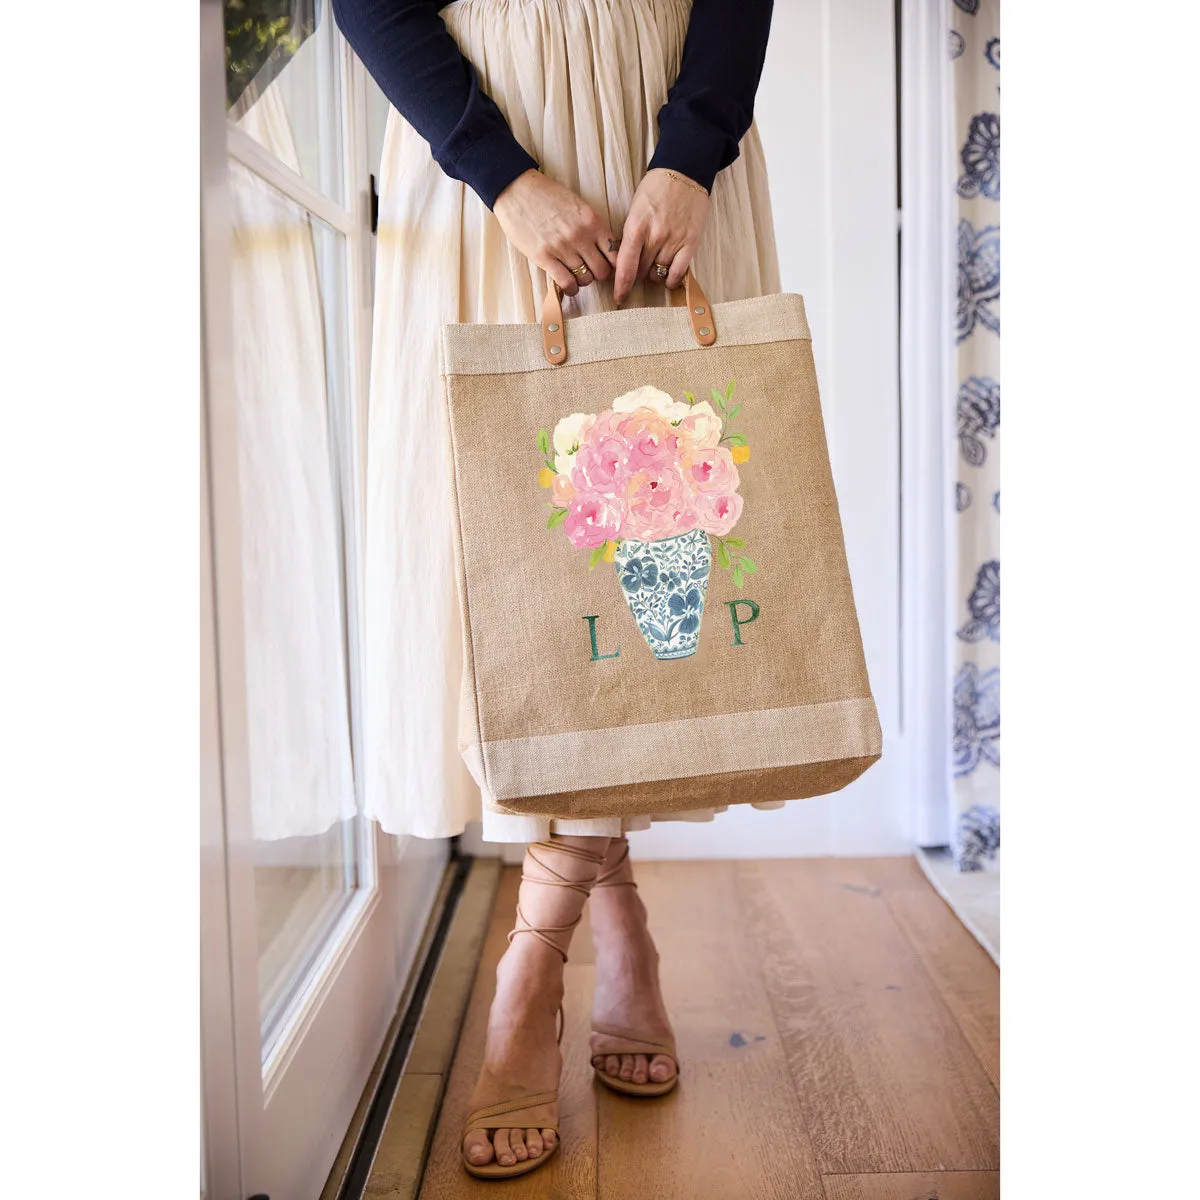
[{"xmin": 364, "ymin": 0, "xmax": 784, "ymax": 841}]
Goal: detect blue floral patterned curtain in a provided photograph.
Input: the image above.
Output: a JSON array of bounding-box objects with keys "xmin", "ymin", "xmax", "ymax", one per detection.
[{"xmin": 951, "ymin": 0, "xmax": 1000, "ymax": 871}]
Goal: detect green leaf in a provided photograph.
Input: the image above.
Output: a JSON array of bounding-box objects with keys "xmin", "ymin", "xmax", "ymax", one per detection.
[
  {"xmin": 683, "ymin": 390, "xmax": 697, "ymax": 406},
  {"xmin": 711, "ymin": 386, "xmax": 727, "ymax": 411},
  {"xmin": 537, "ymin": 428, "xmax": 550, "ymax": 456},
  {"xmin": 724, "ymin": 432, "xmax": 748, "ymax": 446},
  {"xmin": 724, "ymin": 537, "xmax": 745, "ymax": 548},
  {"xmin": 740, "ymin": 556, "xmax": 758, "ymax": 574},
  {"xmin": 725, "ymin": 379, "xmax": 736, "ymax": 402},
  {"xmin": 547, "ymin": 507, "xmax": 568, "ymax": 529},
  {"xmin": 544, "ymin": 457, "xmax": 556, "ymax": 471},
  {"xmin": 589, "ymin": 544, "xmax": 605, "ymax": 570},
  {"xmin": 727, "ymin": 403, "xmax": 742, "ymax": 421},
  {"xmin": 716, "ymin": 542, "xmax": 731, "ymax": 569},
  {"xmin": 732, "ymin": 566, "xmax": 745, "ymax": 588}
]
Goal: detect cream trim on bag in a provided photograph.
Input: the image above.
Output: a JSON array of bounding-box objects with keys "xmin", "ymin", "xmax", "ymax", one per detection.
[
  {"xmin": 463, "ymin": 696, "xmax": 881, "ymax": 802},
  {"xmin": 442, "ymin": 293, "xmax": 811, "ymax": 378}
]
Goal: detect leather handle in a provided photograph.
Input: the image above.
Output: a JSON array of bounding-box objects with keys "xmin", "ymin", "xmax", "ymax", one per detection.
[
  {"xmin": 541, "ymin": 283, "xmax": 566, "ymax": 365},
  {"xmin": 670, "ymin": 271, "xmax": 717, "ymax": 346},
  {"xmin": 541, "ymin": 269, "xmax": 716, "ymax": 366}
]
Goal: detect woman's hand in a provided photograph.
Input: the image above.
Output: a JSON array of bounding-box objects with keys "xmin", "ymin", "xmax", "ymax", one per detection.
[
  {"xmin": 493, "ymin": 169, "xmax": 619, "ymax": 296},
  {"xmin": 613, "ymin": 168, "xmax": 711, "ymax": 305}
]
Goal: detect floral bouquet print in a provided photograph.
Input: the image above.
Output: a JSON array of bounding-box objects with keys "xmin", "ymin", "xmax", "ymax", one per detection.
[{"xmin": 536, "ymin": 382, "xmax": 757, "ymax": 659}]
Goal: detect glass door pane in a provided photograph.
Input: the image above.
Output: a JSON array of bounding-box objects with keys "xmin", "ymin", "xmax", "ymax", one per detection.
[
  {"xmin": 226, "ymin": 0, "xmax": 343, "ymax": 202},
  {"xmin": 227, "ymin": 151, "xmax": 360, "ymax": 1055},
  {"xmin": 255, "ymin": 818, "xmax": 358, "ymax": 1045}
]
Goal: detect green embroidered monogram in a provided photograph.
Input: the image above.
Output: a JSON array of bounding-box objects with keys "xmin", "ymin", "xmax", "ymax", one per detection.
[
  {"xmin": 583, "ymin": 616, "xmax": 620, "ymax": 661},
  {"xmin": 726, "ymin": 598, "xmax": 761, "ymax": 646}
]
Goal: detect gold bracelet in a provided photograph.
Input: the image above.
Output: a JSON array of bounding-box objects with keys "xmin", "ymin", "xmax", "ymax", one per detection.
[{"xmin": 662, "ymin": 169, "xmax": 709, "ymax": 196}]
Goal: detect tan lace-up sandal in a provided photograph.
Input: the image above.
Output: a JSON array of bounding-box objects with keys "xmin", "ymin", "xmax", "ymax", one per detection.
[
  {"xmin": 588, "ymin": 839, "xmax": 681, "ymax": 1098},
  {"xmin": 462, "ymin": 839, "xmax": 607, "ymax": 1180}
]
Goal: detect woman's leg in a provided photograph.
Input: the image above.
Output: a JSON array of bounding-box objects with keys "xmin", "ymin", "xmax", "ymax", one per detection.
[
  {"xmin": 588, "ymin": 838, "xmax": 677, "ymax": 1086},
  {"xmin": 463, "ymin": 834, "xmax": 611, "ymax": 1169}
]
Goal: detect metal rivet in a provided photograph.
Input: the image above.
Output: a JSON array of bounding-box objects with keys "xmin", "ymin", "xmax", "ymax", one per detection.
[
  {"xmin": 698, "ymin": 327, "xmax": 711, "ymax": 337},
  {"xmin": 694, "ymin": 306, "xmax": 706, "ymax": 315},
  {"xmin": 547, "ymin": 323, "xmax": 559, "ymax": 332},
  {"xmin": 550, "ymin": 345, "xmax": 562, "ymax": 355}
]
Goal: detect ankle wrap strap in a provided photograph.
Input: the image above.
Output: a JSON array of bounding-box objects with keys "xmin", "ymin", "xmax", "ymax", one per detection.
[
  {"xmin": 594, "ymin": 837, "xmax": 638, "ymax": 890},
  {"xmin": 508, "ymin": 838, "xmax": 608, "ymax": 963}
]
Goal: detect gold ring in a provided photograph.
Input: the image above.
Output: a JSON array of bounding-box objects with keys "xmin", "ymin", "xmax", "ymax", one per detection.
[
  {"xmin": 570, "ymin": 263, "xmax": 590, "ymax": 278},
  {"xmin": 653, "ymin": 263, "xmax": 669, "ymax": 279}
]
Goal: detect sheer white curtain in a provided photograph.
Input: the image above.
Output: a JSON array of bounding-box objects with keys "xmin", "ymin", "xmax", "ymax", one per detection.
[{"xmin": 228, "ymin": 86, "xmax": 356, "ymax": 841}]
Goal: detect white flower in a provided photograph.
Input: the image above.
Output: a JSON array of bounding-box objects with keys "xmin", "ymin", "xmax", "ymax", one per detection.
[
  {"xmin": 677, "ymin": 401, "xmax": 722, "ymax": 448},
  {"xmin": 662, "ymin": 401, "xmax": 693, "ymax": 426},
  {"xmin": 612, "ymin": 386, "xmax": 676, "ymax": 415},
  {"xmin": 552, "ymin": 411, "xmax": 596, "ymax": 475}
]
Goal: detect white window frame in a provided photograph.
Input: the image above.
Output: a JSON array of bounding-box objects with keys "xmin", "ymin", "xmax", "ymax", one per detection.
[
  {"xmin": 200, "ymin": 3, "xmax": 448, "ymax": 1195},
  {"xmin": 899, "ymin": 0, "xmax": 956, "ymax": 847}
]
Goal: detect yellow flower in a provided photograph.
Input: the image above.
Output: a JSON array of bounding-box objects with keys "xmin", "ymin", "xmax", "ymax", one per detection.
[
  {"xmin": 603, "ymin": 540, "xmax": 617, "ymax": 563},
  {"xmin": 538, "ymin": 467, "xmax": 555, "ymax": 488},
  {"xmin": 731, "ymin": 444, "xmax": 751, "ymax": 464}
]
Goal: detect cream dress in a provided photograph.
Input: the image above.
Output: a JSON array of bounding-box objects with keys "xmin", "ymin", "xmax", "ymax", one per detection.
[{"xmin": 364, "ymin": 0, "xmax": 783, "ymax": 841}]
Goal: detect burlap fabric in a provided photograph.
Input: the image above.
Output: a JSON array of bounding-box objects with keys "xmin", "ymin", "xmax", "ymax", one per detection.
[{"xmin": 442, "ymin": 293, "xmax": 881, "ymax": 818}]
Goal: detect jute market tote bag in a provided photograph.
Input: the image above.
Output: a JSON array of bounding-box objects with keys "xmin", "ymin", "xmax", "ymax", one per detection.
[{"xmin": 440, "ymin": 272, "xmax": 881, "ymax": 819}]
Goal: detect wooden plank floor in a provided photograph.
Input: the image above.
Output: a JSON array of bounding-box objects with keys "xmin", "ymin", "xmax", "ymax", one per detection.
[{"xmin": 418, "ymin": 857, "xmax": 999, "ymax": 1200}]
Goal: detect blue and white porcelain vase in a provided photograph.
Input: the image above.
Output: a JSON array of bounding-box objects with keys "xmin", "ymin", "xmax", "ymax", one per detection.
[{"xmin": 613, "ymin": 527, "xmax": 713, "ymax": 659}]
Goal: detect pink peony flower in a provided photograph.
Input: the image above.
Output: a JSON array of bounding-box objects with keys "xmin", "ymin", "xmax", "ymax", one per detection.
[
  {"xmin": 623, "ymin": 463, "xmax": 697, "ymax": 542},
  {"xmin": 564, "ymin": 492, "xmax": 625, "ymax": 548},
  {"xmin": 584, "ymin": 409, "xmax": 620, "ymax": 440},
  {"xmin": 551, "ymin": 473, "xmax": 575, "ymax": 505},
  {"xmin": 544, "ymin": 389, "xmax": 748, "ymax": 550},
  {"xmin": 682, "ymin": 446, "xmax": 740, "ymax": 494},
  {"xmin": 694, "ymin": 490, "xmax": 744, "ymax": 537},
  {"xmin": 572, "ymin": 432, "xmax": 629, "ymax": 494},
  {"xmin": 616, "ymin": 407, "xmax": 677, "ymax": 469}
]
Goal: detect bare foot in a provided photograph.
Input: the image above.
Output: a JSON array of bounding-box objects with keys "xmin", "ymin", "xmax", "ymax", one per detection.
[
  {"xmin": 588, "ymin": 844, "xmax": 677, "ymax": 1087},
  {"xmin": 462, "ymin": 939, "xmax": 562, "ymax": 1168}
]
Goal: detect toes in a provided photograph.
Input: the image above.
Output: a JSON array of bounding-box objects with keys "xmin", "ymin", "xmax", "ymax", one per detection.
[
  {"xmin": 632, "ymin": 1054, "xmax": 649, "ymax": 1084},
  {"xmin": 508, "ymin": 1127, "xmax": 528, "ymax": 1161},
  {"xmin": 464, "ymin": 1131, "xmax": 494, "ymax": 1165},
  {"xmin": 542, "ymin": 1128, "xmax": 557, "ymax": 1151},
  {"xmin": 493, "ymin": 1127, "xmax": 515, "ymax": 1167},
  {"xmin": 649, "ymin": 1054, "xmax": 676, "ymax": 1082},
  {"xmin": 605, "ymin": 1054, "xmax": 620, "ymax": 1077},
  {"xmin": 619, "ymin": 1054, "xmax": 635, "ymax": 1081},
  {"xmin": 525, "ymin": 1128, "xmax": 543, "ymax": 1158},
  {"xmin": 592, "ymin": 1054, "xmax": 605, "ymax": 1069}
]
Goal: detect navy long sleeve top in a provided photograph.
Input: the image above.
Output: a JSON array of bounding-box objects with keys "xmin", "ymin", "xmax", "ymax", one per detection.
[{"xmin": 331, "ymin": 0, "xmax": 774, "ymax": 209}]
